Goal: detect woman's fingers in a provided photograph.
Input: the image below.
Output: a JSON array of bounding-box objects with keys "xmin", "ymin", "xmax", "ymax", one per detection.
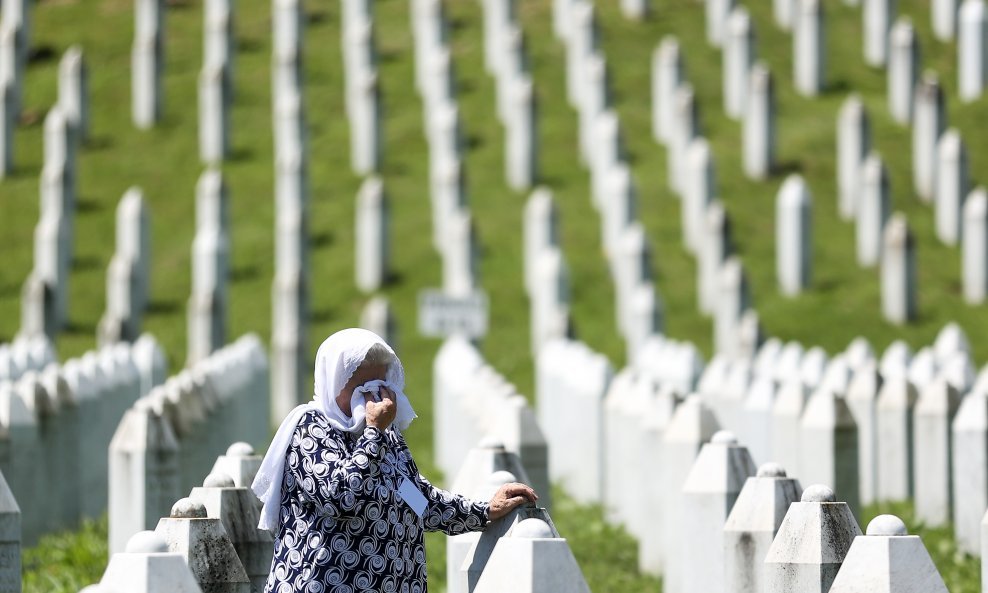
[{"xmin": 502, "ymin": 483, "xmax": 538, "ymax": 502}]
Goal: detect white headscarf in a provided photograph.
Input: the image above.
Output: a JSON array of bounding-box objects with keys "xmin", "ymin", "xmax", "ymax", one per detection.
[{"xmin": 252, "ymin": 328, "xmax": 417, "ymax": 531}]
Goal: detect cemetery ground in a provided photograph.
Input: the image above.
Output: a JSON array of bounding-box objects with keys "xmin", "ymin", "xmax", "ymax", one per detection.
[{"xmin": 1, "ymin": 0, "xmax": 987, "ymax": 591}]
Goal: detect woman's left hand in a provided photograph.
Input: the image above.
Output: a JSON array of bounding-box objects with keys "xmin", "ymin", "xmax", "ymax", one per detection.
[{"xmin": 488, "ymin": 483, "xmax": 539, "ymax": 521}]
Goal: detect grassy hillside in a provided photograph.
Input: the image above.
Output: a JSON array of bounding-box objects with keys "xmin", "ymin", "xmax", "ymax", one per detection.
[{"xmin": 2, "ymin": 0, "xmax": 986, "ymax": 590}]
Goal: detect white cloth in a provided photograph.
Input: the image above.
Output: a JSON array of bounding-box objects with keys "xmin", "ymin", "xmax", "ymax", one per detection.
[{"xmin": 252, "ymin": 328, "xmax": 417, "ymax": 531}]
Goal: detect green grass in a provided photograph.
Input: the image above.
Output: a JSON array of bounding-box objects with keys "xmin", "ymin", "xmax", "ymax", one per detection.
[{"xmin": 5, "ymin": 0, "xmax": 988, "ymax": 590}]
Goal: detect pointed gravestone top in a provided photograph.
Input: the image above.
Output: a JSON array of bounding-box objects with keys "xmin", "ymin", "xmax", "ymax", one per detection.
[
  {"xmin": 202, "ymin": 473, "xmax": 235, "ymax": 489},
  {"xmin": 171, "ymin": 498, "xmax": 207, "ymax": 519},
  {"xmin": 828, "ymin": 515, "xmax": 948, "ymax": 593},
  {"xmin": 664, "ymin": 394, "xmax": 720, "ymax": 443},
  {"xmin": 512, "ymin": 518, "xmax": 555, "ymax": 539},
  {"xmin": 880, "ymin": 340, "xmax": 912, "ymax": 380},
  {"xmin": 127, "ymin": 530, "xmax": 169, "ymax": 553},
  {"xmin": 845, "ymin": 337, "xmax": 875, "ymax": 371},
  {"xmin": 934, "ymin": 322, "xmax": 970, "ymax": 363},
  {"xmin": 226, "ymin": 442, "xmax": 254, "ymax": 457}
]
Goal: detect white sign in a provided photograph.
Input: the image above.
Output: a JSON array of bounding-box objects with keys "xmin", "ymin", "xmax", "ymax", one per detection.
[{"xmin": 418, "ymin": 290, "xmax": 489, "ymax": 338}]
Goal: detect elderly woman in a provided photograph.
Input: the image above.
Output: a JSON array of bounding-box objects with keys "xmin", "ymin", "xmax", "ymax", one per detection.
[{"xmin": 253, "ymin": 328, "xmax": 537, "ymax": 593}]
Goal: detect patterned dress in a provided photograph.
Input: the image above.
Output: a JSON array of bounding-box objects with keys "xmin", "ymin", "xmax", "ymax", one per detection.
[{"xmin": 264, "ymin": 410, "xmax": 490, "ymax": 593}]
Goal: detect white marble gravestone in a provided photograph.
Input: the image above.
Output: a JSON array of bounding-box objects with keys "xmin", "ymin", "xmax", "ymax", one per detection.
[
  {"xmin": 875, "ymin": 377, "xmax": 917, "ymax": 502},
  {"xmin": 800, "ymin": 389, "xmax": 860, "ymax": 517},
  {"xmin": 913, "ymin": 379, "xmax": 961, "ymax": 526},
  {"xmin": 652, "ymin": 37, "xmax": 684, "ymax": 145},
  {"xmin": 881, "ymin": 213, "xmax": 916, "ymax": 325},
  {"xmin": 776, "ymin": 175, "xmax": 813, "ymax": 296},
  {"xmin": 154, "ymin": 498, "xmax": 250, "ymax": 593},
  {"xmin": 959, "ymin": 0, "xmax": 988, "ymax": 102},
  {"xmin": 793, "ymin": 0, "xmax": 826, "ymax": 97},
  {"xmin": 935, "ymin": 129, "xmax": 969, "ymax": 246},
  {"xmin": 724, "ymin": 463, "xmax": 802, "ymax": 593},
  {"xmin": 355, "ymin": 176, "xmax": 389, "ymax": 293},
  {"xmin": 863, "ymin": 0, "xmax": 896, "ymax": 67},
  {"xmin": 743, "ymin": 62, "xmax": 775, "ymax": 180},
  {"xmin": 934, "ymin": 0, "xmax": 962, "ymax": 40},
  {"xmin": 857, "ymin": 152, "xmax": 890, "ymax": 267},
  {"xmin": 829, "ymin": 515, "xmax": 948, "ymax": 593},
  {"xmin": 963, "ymin": 187, "xmax": 988, "ymax": 303},
  {"xmin": 764, "ymin": 485, "xmax": 862, "ymax": 593},
  {"xmin": 952, "ymin": 390, "xmax": 988, "ymax": 554},
  {"xmin": 699, "ymin": 201, "xmax": 730, "ymax": 315},
  {"xmin": 724, "ymin": 7, "xmax": 755, "ymax": 120},
  {"xmin": 680, "ymin": 431, "xmax": 757, "ymax": 593},
  {"xmin": 888, "ymin": 18, "xmax": 919, "ymax": 124},
  {"xmin": 100, "ymin": 531, "xmax": 204, "ymax": 593},
  {"xmin": 912, "ymin": 73, "xmax": 947, "ymax": 203},
  {"xmin": 846, "ymin": 362, "xmax": 882, "ymax": 506},
  {"xmin": 837, "ymin": 95, "xmax": 871, "ymax": 221}
]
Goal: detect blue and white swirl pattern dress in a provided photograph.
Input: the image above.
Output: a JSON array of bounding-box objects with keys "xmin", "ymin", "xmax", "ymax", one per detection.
[{"xmin": 264, "ymin": 410, "xmax": 490, "ymax": 593}]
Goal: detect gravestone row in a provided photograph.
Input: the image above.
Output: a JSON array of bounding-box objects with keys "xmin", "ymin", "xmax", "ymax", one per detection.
[
  {"xmin": 0, "ymin": 334, "xmax": 166, "ymax": 546},
  {"xmin": 108, "ymin": 333, "xmax": 268, "ymax": 554}
]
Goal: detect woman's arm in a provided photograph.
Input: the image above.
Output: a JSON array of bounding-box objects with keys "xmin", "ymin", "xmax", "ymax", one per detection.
[
  {"xmin": 286, "ymin": 419, "xmax": 387, "ymax": 519},
  {"xmin": 417, "ymin": 473, "xmax": 491, "ymax": 535}
]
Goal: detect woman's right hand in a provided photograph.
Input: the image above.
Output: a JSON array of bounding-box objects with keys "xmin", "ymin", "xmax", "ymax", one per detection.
[{"xmin": 366, "ymin": 386, "xmax": 397, "ymax": 430}]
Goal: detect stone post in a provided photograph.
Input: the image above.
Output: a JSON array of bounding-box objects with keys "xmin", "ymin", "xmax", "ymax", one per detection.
[
  {"xmin": 743, "ymin": 62, "xmax": 775, "ymax": 180},
  {"xmin": 913, "ymin": 379, "xmax": 961, "ymax": 526},
  {"xmin": 681, "ymin": 431, "xmax": 757, "ymax": 593},
  {"xmin": 913, "ymin": 72, "xmax": 947, "ymax": 203},
  {"xmin": 189, "ymin": 473, "xmax": 273, "ymax": 593},
  {"xmin": 959, "ymin": 0, "xmax": 988, "ymax": 102},
  {"xmin": 794, "ymin": 0, "xmax": 825, "ymax": 97},
  {"xmin": 524, "ymin": 188, "xmax": 559, "ymax": 298},
  {"xmin": 829, "ymin": 515, "xmax": 948, "ymax": 593},
  {"xmin": 652, "ymin": 37, "xmax": 683, "ymax": 145},
  {"xmin": 764, "ymin": 485, "xmax": 862, "ymax": 593},
  {"xmin": 799, "ymin": 389, "xmax": 860, "ymax": 518},
  {"xmin": 881, "ymin": 213, "xmax": 916, "ymax": 324},
  {"xmin": 132, "ymin": 0, "xmax": 164, "ymax": 129},
  {"xmin": 888, "ymin": 18, "xmax": 919, "ymax": 124},
  {"xmin": 776, "ymin": 175, "xmax": 813, "ymax": 296},
  {"xmin": 99, "ymin": 531, "xmax": 204, "ymax": 593},
  {"xmin": 715, "ymin": 257, "xmax": 749, "ymax": 357},
  {"xmin": 724, "ymin": 7, "xmax": 755, "ymax": 120},
  {"xmin": 58, "ymin": 46, "xmax": 88, "ymax": 144},
  {"xmin": 699, "ymin": 201, "xmax": 730, "ymax": 315},
  {"xmin": 837, "ymin": 95, "xmax": 871, "ymax": 221},
  {"xmin": 845, "ymin": 362, "xmax": 882, "ymax": 506},
  {"xmin": 963, "ymin": 187, "xmax": 988, "ymax": 303},
  {"xmin": 707, "ymin": 0, "xmax": 738, "ymax": 48},
  {"xmin": 774, "ymin": 0, "xmax": 794, "ymax": 30},
  {"xmin": 355, "ymin": 176, "xmax": 389, "ymax": 293},
  {"xmin": 506, "ymin": 76, "xmax": 537, "ymax": 191},
  {"xmin": 771, "ymin": 380, "xmax": 809, "ymax": 478},
  {"xmin": 154, "ymin": 498, "xmax": 250, "ymax": 593},
  {"xmin": 951, "ymin": 390, "xmax": 988, "ymax": 554},
  {"xmin": 724, "ymin": 463, "xmax": 802, "ymax": 593},
  {"xmin": 857, "ymin": 153, "xmax": 890, "ymax": 267},
  {"xmin": 108, "ymin": 404, "xmax": 181, "ymax": 555},
  {"xmin": 683, "ymin": 137, "xmax": 716, "ymax": 253},
  {"xmin": 198, "ymin": 63, "xmax": 229, "ymax": 164},
  {"xmin": 669, "ymin": 83, "xmax": 699, "ymax": 195},
  {"xmin": 935, "ymin": 129, "xmax": 968, "ymax": 246},
  {"xmin": 875, "ymin": 377, "xmax": 917, "ymax": 502},
  {"xmin": 864, "ymin": 0, "xmax": 896, "ymax": 67},
  {"xmin": 934, "ymin": 0, "xmax": 962, "ymax": 40}
]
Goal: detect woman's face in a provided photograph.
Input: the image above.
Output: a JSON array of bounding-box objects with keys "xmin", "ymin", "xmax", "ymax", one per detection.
[{"xmin": 339, "ymin": 362, "xmax": 389, "ymax": 401}]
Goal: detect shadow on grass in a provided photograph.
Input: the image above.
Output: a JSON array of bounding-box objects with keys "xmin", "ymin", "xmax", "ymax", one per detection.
[
  {"xmin": 231, "ymin": 264, "xmax": 261, "ymax": 283},
  {"xmin": 146, "ymin": 299, "xmax": 182, "ymax": 315},
  {"xmin": 311, "ymin": 230, "xmax": 335, "ymax": 249},
  {"xmin": 72, "ymin": 255, "xmax": 102, "ymax": 271},
  {"xmin": 28, "ymin": 45, "xmax": 57, "ymax": 64}
]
